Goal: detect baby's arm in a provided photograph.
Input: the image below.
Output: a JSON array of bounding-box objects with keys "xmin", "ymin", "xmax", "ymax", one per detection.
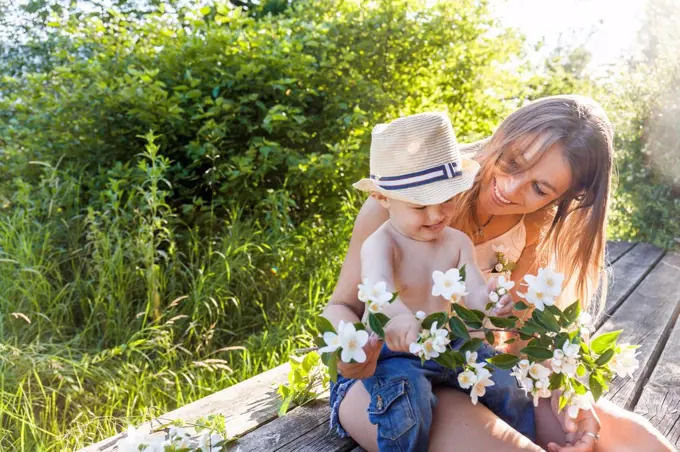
[{"xmin": 361, "ymin": 229, "xmax": 421, "ymax": 351}]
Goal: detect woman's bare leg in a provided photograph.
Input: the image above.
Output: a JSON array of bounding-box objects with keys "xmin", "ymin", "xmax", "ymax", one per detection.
[
  {"xmin": 340, "ymin": 384, "xmax": 545, "ymax": 452},
  {"xmin": 429, "ymin": 388, "xmax": 544, "ymax": 451},
  {"xmin": 593, "ymin": 398, "xmax": 675, "ymax": 452}
]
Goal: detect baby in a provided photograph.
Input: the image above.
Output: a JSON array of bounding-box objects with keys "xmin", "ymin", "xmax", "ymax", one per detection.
[{"xmin": 328, "ymin": 112, "xmax": 536, "ymax": 451}]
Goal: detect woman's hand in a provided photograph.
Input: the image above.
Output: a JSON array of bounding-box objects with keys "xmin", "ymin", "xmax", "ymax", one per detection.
[
  {"xmin": 547, "ymin": 391, "xmax": 601, "ymax": 452},
  {"xmin": 486, "ymin": 277, "xmax": 514, "ymax": 316},
  {"xmin": 337, "ymin": 334, "xmax": 383, "ymax": 379}
]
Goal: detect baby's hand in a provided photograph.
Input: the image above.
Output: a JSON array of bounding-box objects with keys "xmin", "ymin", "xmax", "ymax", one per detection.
[
  {"xmin": 384, "ymin": 313, "xmax": 421, "ymax": 352},
  {"xmin": 337, "ymin": 334, "xmax": 383, "ymax": 379}
]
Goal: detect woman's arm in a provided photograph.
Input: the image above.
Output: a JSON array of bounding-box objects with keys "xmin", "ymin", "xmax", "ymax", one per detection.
[{"xmin": 322, "ymin": 197, "xmax": 390, "ymax": 327}]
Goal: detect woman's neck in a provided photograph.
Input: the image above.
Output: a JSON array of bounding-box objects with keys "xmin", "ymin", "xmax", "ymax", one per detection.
[{"xmin": 474, "ymin": 196, "xmax": 493, "ymax": 226}]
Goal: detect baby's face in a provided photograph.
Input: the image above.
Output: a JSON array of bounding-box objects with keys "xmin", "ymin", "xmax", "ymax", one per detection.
[{"xmin": 381, "ymin": 197, "xmax": 456, "ymax": 242}]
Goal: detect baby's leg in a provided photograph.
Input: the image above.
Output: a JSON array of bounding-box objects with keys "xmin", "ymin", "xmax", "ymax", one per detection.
[
  {"xmin": 339, "ymin": 350, "xmax": 439, "ymax": 452},
  {"xmin": 337, "ymin": 382, "xmax": 377, "ymax": 451}
]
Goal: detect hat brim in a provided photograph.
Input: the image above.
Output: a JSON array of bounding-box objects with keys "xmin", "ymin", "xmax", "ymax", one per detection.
[{"xmin": 353, "ymin": 158, "xmax": 480, "ymax": 206}]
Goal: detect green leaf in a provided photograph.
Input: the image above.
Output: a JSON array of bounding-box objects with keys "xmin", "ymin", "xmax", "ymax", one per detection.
[
  {"xmin": 514, "ymin": 301, "xmax": 530, "ymax": 310},
  {"xmin": 487, "ymin": 353, "xmax": 519, "ymax": 369},
  {"xmin": 459, "ymin": 264, "xmax": 467, "ymax": 281},
  {"xmin": 435, "ymin": 350, "xmax": 457, "ymax": 370},
  {"xmin": 488, "ymin": 316, "xmax": 516, "ymax": 329},
  {"xmin": 327, "ymin": 351, "xmax": 339, "ymax": 383},
  {"xmin": 485, "ymin": 330, "xmax": 495, "ymax": 346},
  {"xmin": 485, "ymin": 302, "xmax": 496, "ymax": 311},
  {"xmin": 577, "ymin": 363, "xmax": 587, "ymax": 377},
  {"xmin": 354, "ymin": 322, "xmax": 366, "ymax": 331},
  {"xmin": 571, "ymin": 378, "xmax": 587, "ymax": 395},
  {"xmin": 504, "ymin": 338, "xmax": 516, "ymax": 344},
  {"xmin": 448, "ymin": 316, "xmax": 470, "ymax": 340},
  {"xmin": 549, "ymin": 371, "xmax": 566, "ymax": 390},
  {"xmin": 452, "ymin": 304, "xmax": 482, "ymax": 323},
  {"xmin": 595, "ymin": 348, "xmax": 615, "ymax": 366},
  {"xmin": 464, "ymin": 320, "xmax": 484, "ymax": 330},
  {"xmin": 532, "ymin": 309, "xmax": 561, "ymax": 333},
  {"xmin": 562, "ymin": 300, "xmax": 581, "ymax": 326},
  {"xmin": 422, "ymin": 312, "xmax": 448, "ymax": 330},
  {"xmin": 278, "ymin": 394, "xmax": 293, "ymax": 417},
  {"xmin": 450, "ymin": 350, "xmax": 465, "ymax": 366},
  {"xmin": 314, "ymin": 336, "xmax": 326, "ymax": 349},
  {"xmin": 590, "ymin": 373, "xmax": 604, "ymax": 401},
  {"xmin": 368, "ymin": 313, "xmax": 385, "ymax": 339},
  {"xmin": 459, "ymin": 338, "xmax": 484, "ymax": 354},
  {"xmin": 520, "ymin": 346, "xmax": 553, "ymax": 361},
  {"xmin": 200, "ymin": 5, "xmax": 212, "ymax": 16},
  {"xmin": 315, "ymin": 316, "xmax": 336, "ymax": 335},
  {"xmin": 389, "ymin": 291, "xmax": 399, "ymax": 303},
  {"xmin": 590, "ymin": 330, "xmax": 622, "ymax": 354},
  {"xmin": 559, "ymin": 394, "xmax": 568, "ymax": 413}
]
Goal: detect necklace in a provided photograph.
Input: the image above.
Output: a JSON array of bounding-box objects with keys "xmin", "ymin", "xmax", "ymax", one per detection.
[{"xmin": 473, "ymin": 213, "xmax": 494, "ymax": 237}]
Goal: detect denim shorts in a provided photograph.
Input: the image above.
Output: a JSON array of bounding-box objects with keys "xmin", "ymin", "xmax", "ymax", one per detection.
[{"xmin": 329, "ymin": 339, "xmax": 536, "ymax": 452}]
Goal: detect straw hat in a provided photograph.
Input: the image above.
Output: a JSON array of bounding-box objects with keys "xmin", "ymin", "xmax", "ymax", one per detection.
[{"xmin": 353, "ymin": 112, "xmax": 480, "ymax": 205}]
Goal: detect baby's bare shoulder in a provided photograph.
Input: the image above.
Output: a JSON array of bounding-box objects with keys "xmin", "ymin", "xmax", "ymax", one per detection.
[{"xmin": 440, "ymin": 226, "xmax": 474, "ymax": 250}]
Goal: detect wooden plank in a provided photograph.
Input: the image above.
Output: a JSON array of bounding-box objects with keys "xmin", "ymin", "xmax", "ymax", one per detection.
[
  {"xmin": 596, "ymin": 252, "xmax": 680, "ymax": 410},
  {"xmin": 606, "ymin": 241, "xmax": 636, "ymax": 264},
  {"xmin": 633, "ymin": 296, "xmax": 680, "ymax": 449},
  {"xmin": 79, "ymin": 364, "xmax": 291, "ymax": 452},
  {"xmin": 596, "ymin": 243, "xmax": 665, "ymax": 329},
  {"xmin": 234, "ymin": 397, "xmax": 333, "ymax": 451},
  {"xmin": 274, "ymin": 420, "xmax": 356, "ymax": 452}
]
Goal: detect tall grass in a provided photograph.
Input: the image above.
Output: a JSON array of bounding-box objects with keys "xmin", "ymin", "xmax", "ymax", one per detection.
[{"xmin": 0, "ymin": 134, "xmax": 360, "ymax": 450}]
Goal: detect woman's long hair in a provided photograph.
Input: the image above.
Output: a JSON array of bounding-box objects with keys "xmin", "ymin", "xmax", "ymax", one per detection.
[{"xmin": 453, "ymin": 95, "xmax": 615, "ymax": 315}]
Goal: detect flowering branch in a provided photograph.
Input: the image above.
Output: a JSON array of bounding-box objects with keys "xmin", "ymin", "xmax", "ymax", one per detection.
[{"xmin": 314, "ymin": 266, "xmax": 639, "ymax": 416}]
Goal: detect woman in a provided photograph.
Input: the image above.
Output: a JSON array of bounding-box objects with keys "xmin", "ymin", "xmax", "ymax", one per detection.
[{"xmin": 323, "ymin": 95, "xmax": 675, "ymax": 451}]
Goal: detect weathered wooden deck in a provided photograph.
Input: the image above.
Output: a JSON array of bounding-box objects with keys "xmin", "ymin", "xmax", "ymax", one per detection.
[{"xmin": 81, "ymin": 241, "xmax": 680, "ymax": 451}]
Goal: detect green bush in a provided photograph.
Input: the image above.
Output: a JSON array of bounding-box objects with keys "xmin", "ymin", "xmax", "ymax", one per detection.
[{"xmin": 1, "ymin": 0, "xmax": 530, "ymax": 225}]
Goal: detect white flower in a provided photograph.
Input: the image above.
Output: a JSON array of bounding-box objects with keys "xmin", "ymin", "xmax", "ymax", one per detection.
[
  {"xmin": 554, "ymin": 341, "xmax": 581, "ymax": 377},
  {"xmin": 493, "ymin": 244, "xmax": 508, "ymax": 254},
  {"xmin": 528, "ymin": 362, "xmax": 551, "ymax": 380},
  {"xmin": 458, "ymin": 370, "xmax": 476, "ymax": 389},
  {"xmin": 524, "ymin": 268, "xmax": 564, "ymax": 297},
  {"xmin": 470, "ymin": 368, "xmax": 495, "ymax": 405},
  {"xmin": 367, "ymin": 299, "xmax": 387, "ymax": 314},
  {"xmin": 494, "ymin": 263, "xmax": 504, "ymax": 272},
  {"xmin": 488, "ymin": 291, "xmax": 500, "ymax": 303},
  {"xmin": 198, "ymin": 431, "xmax": 224, "ymax": 452},
  {"xmin": 497, "ymin": 275, "xmax": 515, "ymax": 292},
  {"xmin": 517, "ymin": 285, "xmax": 555, "ymax": 311},
  {"xmin": 518, "ymin": 359, "xmax": 531, "ymax": 372},
  {"xmin": 466, "ymin": 351, "xmax": 487, "ymax": 371},
  {"xmin": 432, "ymin": 269, "xmax": 468, "ymax": 302},
  {"xmin": 577, "ymin": 312, "xmax": 593, "ymax": 334},
  {"xmin": 532, "ymin": 378, "xmax": 552, "ymax": 406},
  {"xmin": 118, "ymin": 425, "xmax": 152, "ymax": 452},
  {"xmin": 609, "ymin": 345, "xmax": 639, "ymax": 378},
  {"xmin": 357, "ymin": 279, "xmax": 392, "ymax": 305},
  {"xmin": 415, "ymin": 311, "xmax": 426, "ymax": 321},
  {"xmin": 338, "ymin": 321, "xmax": 369, "ymax": 363},
  {"xmin": 566, "ymin": 391, "xmax": 594, "ymax": 418},
  {"xmin": 169, "ymin": 427, "xmax": 191, "ymax": 448},
  {"xmin": 411, "ymin": 322, "xmax": 449, "ymax": 360}
]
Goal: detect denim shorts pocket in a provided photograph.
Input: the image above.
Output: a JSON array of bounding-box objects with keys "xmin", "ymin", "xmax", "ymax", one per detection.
[{"xmin": 367, "ymin": 379, "xmax": 416, "ymax": 441}]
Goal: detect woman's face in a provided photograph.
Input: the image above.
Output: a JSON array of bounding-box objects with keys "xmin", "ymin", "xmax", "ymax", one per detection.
[{"xmin": 478, "ymin": 142, "xmax": 573, "ymax": 216}]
